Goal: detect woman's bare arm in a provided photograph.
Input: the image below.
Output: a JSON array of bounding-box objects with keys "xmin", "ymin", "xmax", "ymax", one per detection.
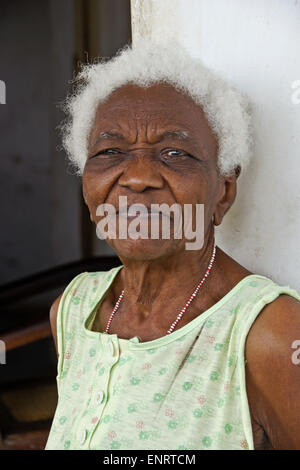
[
  {"xmin": 49, "ymin": 293, "xmax": 63, "ymax": 359},
  {"xmin": 245, "ymin": 294, "xmax": 300, "ymax": 450}
]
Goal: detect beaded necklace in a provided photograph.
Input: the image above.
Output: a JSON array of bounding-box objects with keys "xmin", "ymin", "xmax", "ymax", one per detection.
[{"xmin": 105, "ymin": 240, "xmax": 216, "ymax": 335}]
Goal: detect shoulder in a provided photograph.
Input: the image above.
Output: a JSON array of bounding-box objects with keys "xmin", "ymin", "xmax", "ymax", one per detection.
[
  {"xmin": 246, "ymin": 293, "xmax": 300, "ymax": 358},
  {"xmin": 245, "ymin": 293, "xmax": 300, "ymax": 449},
  {"xmin": 49, "ymin": 271, "xmax": 90, "ymax": 356}
]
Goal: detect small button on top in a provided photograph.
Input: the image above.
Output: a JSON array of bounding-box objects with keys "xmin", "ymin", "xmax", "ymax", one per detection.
[
  {"xmin": 96, "ymin": 391, "xmax": 105, "ymax": 405},
  {"xmin": 80, "ymin": 428, "xmax": 87, "ymax": 445},
  {"xmin": 108, "ymin": 340, "xmax": 114, "ymax": 357}
]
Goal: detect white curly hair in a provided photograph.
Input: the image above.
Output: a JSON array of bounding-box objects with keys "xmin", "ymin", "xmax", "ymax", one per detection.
[{"xmin": 61, "ymin": 38, "xmax": 253, "ymax": 177}]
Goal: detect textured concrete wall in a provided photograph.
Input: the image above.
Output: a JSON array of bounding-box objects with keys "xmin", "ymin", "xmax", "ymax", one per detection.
[{"xmin": 131, "ymin": 0, "xmax": 300, "ymax": 291}]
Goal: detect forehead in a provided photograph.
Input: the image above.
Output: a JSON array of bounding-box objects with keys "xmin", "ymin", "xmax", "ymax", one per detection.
[
  {"xmin": 93, "ymin": 82, "xmax": 208, "ymax": 125},
  {"xmin": 89, "ymin": 82, "xmax": 218, "ymax": 157}
]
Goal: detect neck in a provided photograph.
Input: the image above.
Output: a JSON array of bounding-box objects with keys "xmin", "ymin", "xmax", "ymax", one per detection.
[{"xmin": 113, "ymin": 232, "xmax": 217, "ymax": 325}]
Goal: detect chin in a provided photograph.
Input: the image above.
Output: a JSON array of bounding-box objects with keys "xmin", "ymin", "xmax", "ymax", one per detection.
[{"xmin": 107, "ymin": 238, "xmax": 182, "ymax": 261}]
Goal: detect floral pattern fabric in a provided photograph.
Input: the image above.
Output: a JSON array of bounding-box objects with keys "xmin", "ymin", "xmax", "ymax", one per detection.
[{"xmin": 45, "ymin": 267, "xmax": 300, "ymax": 450}]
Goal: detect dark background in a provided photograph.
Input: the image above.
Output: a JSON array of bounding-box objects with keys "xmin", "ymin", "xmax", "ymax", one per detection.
[
  {"xmin": 0, "ymin": 0, "xmax": 131, "ymax": 449},
  {"xmin": 0, "ymin": 0, "xmax": 131, "ymax": 285}
]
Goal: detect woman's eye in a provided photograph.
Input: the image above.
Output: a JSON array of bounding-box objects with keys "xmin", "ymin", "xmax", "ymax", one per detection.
[
  {"xmin": 162, "ymin": 149, "xmax": 188, "ymax": 158},
  {"xmin": 100, "ymin": 148, "xmax": 120, "ymax": 155},
  {"xmin": 91, "ymin": 148, "xmax": 120, "ymax": 158}
]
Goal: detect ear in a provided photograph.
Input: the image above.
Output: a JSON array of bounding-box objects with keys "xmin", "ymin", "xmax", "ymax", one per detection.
[{"xmin": 213, "ymin": 168, "xmax": 239, "ymax": 226}]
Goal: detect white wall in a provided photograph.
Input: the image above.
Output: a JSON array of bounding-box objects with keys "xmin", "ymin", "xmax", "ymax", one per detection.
[{"xmin": 131, "ymin": 0, "xmax": 300, "ymax": 290}]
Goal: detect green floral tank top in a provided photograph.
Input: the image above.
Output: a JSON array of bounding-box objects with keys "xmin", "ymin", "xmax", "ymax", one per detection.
[{"xmin": 45, "ymin": 267, "xmax": 300, "ymax": 450}]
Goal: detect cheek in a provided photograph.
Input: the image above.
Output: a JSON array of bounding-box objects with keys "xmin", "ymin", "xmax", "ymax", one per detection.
[
  {"xmin": 83, "ymin": 160, "xmax": 124, "ymax": 199},
  {"xmin": 82, "ymin": 172, "xmax": 108, "ymax": 213},
  {"xmin": 168, "ymin": 171, "xmax": 217, "ymax": 231},
  {"xmin": 170, "ymin": 173, "xmax": 208, "ymax": 206}
]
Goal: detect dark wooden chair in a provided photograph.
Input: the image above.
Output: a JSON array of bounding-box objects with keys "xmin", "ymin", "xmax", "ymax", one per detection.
[{"xmin": 0, "ymin": 256, "xmax": 120, "ymax": 450}]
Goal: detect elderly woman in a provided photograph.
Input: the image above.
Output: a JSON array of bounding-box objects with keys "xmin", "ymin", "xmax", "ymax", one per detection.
[{"xmin": 45, "ymin": 40, "xmax": 300, "ymax": 451}]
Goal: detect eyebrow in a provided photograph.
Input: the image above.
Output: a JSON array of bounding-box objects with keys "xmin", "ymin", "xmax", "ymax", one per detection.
[{"xmin": 91, "ymin": 129, "xmax": 193, "ymax": 149}]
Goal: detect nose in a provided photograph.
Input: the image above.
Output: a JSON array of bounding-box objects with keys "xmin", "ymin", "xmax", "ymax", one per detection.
[{"xmin": 118, "ymin": 154, "xmax": 164, "ymax": 193}]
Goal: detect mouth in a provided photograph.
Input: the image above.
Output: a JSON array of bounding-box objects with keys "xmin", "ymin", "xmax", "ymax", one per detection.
[{"xmin": 116, "ymin": 205, "xmax": 173, "ymax": 220}]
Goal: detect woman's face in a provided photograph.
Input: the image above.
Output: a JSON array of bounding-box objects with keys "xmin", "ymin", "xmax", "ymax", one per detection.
[{"xmin": 82, "ymin": 82, "xmax": 232, "ymax": 261}]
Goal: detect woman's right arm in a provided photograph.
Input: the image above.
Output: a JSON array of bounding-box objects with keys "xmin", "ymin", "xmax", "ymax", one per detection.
[{"xmin": 49, "ymin": 293, "xmax": 63, "ymax": 359}]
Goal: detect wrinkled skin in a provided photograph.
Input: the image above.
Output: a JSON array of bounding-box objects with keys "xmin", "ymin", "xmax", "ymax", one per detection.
[
  {"xmin": 82, "ymin": 82, "xmax": 246, "ymax": 330},
  {"xmin": 82, "ymin": 82, "xmax": 249, "ymax": 340},
  {"xmin": 76, "ymin": 82, "xmax": 300, "ymax": 450}
]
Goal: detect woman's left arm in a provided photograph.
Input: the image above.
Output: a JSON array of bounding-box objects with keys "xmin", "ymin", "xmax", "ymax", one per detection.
[{"xmin": 245, "ymin": 294, "xmax": 300, "ymax": 450}]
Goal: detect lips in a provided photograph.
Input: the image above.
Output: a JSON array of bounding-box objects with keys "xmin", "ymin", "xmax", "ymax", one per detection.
[
  {"xmin": 116, "ymin": 205, "xmax": 172, "ymax": 219},
  {"xmin": 117, "ymin": 205, "xmax": 152, "ymax": 215}
]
